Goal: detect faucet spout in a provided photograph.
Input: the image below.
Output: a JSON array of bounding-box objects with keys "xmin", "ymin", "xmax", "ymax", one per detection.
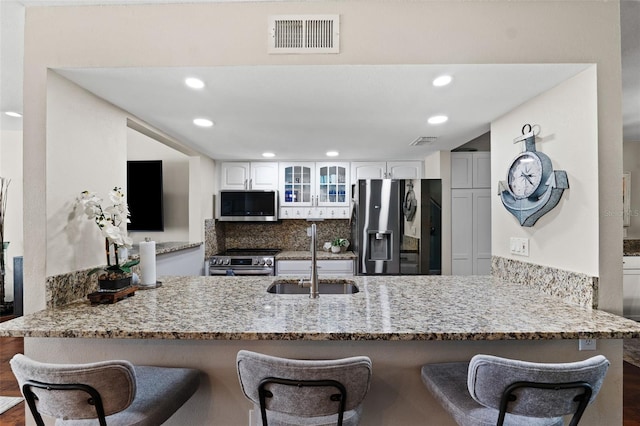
[{"xmin": 309, "ymin": 223, "xmax": 319, "ymax": 298}]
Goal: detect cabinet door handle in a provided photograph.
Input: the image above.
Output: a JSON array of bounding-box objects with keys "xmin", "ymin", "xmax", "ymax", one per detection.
[{"xmin": 249, "ymin": 179, "xmax": 253, "ymax": 190}]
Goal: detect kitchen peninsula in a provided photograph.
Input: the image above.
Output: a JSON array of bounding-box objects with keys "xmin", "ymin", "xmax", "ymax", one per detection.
[{"xmin": 2, "ymin": 275, "xmax": 639, "ymax": 425}]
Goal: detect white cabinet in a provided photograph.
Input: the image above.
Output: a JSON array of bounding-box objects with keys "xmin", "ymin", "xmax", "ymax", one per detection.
[
  {"xmin": 451, "ymin": 152, "xmax": 490, "ymax": 189},
  {"xmin": 350, "ymin": 161, "xmax": 423, "ymax": 183},
  {"xmin": 219, "ymin": 162, "xmax": 278, "ymax": 190},
  {"xmin": 279, "ymin": 162, "xmax": 350, "ymax": 220},
  {"xmin": 276, "ymin": 259, "xmax": 354, "ymax": 276},
  {"xmin": 623, "ymin": 256, "xmax": 640, "ymax": 321},
  {"xmin": 451, "ymin": 151, "xmax": 491, "ymax": 276}
]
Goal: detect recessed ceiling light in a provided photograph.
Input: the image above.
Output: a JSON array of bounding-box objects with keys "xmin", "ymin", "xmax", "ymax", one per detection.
[
  {"xmin": 4, "ymin": 111, "xmax": 22, "ymax": 118},
  {"xmin": 193, "ymin": 118, "xmax": 214, "ymax": 127},
  {"xmin": 262, "ymin": 152, "xmax": 276, "ymax": 158},
  {"xmin": 326, "ymin": 151, "xmax": 339, "ymax": 157},
  {"xmin": 432, "ymin": 75, "xmax": 453, "ymax": 87},
  {"xmin": 185, "ymin": 77, "xmax": 205, "ymax": 89},
  {"xmin": 427, "ymin": 115, "xmax": 448, "ymax": 125}
]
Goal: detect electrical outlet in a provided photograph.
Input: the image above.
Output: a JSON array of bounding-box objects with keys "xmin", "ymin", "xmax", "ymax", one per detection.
[{"xmin": 579, "ymin": 338, "xmax": 597, "ymax": 351}]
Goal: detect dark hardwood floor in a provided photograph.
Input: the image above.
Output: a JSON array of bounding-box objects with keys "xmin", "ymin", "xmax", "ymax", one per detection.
[
  {"xmin": 1, "ymin": 315, "xmax": 24, "ymax": 426},
  {"xmin": 1, "ymin": 314, "xmax": 640, "ymax": 425}
]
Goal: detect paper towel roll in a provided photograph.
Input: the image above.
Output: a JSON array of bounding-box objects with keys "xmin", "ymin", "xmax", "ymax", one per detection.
[{"xmin": 139, "ymin": 240, "xmax": 157, "ymax": 286}]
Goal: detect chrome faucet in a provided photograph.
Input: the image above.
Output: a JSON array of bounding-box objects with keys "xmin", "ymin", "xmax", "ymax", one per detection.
[{"xmin": 299, "ymin": 223, "xmax": 320, "ymax": 298}]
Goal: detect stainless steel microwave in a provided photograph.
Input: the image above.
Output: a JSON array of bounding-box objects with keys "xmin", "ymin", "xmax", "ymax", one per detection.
[{"xmin": 218, "ymin": 190, "xmax": 279, "ymax": 222}]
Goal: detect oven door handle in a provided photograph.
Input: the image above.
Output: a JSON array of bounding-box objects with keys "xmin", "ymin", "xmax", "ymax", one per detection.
[{"xmin": 209, "ymin": 269, "xmax": 274, "ymax": 276}]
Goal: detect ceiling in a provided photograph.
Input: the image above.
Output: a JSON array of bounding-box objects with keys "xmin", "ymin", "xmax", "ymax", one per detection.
[
  {"xmin": 55, "ymin": 64, "xmax": 589, "ymax": 160},
  {"xmin": 1, "ymin": 1, "xmax": 638, "ymax": 161}
]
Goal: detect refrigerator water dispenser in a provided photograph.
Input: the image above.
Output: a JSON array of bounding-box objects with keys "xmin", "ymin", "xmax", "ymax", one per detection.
[{"xmin": 368, "ymin": 231, "xmax": 393, "ymax": 261}]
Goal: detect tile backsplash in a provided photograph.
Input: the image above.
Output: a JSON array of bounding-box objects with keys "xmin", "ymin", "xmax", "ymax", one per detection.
[{"xmin": 206, "ymin": 219, "xmax": 351, "ymax": 254}]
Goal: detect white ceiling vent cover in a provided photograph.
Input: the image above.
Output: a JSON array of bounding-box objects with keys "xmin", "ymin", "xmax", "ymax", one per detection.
[
  {"xmin": 410, "ymin": 136, "xmax": 438, "ymax": 146},
  {"xmin": 269, "ymin": 15, "xmax": 339, "ymax": 54}
]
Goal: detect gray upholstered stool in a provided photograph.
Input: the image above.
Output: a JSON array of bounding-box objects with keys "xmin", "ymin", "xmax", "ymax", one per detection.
[
  {"xmin": 421, "ymin": 354, "xmax": 609, "ymax": 426},
  {"xmin": 10, "ymin": 353, "xmax": 201, "ymax": 426},
  {"xmin": 236, "ymin": 350, "xmax": 372, "ymax": 426}
]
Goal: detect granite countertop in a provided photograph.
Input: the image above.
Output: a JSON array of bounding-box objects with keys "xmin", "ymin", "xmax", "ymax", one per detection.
[
  {"xmin": 277, "ymin": 250, "xmax": 356, "ymax": 260},
  {"xmin": 2, "ymin": 275, "xmax": 640, "ymax": 341},
  {"xmin": 128, "ymin": 241, "xmax": 202, "ymax": 258}
]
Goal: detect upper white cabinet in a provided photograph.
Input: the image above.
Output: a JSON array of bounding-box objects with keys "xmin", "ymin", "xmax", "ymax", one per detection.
[
  {"xmin": 451, "ymin": 152, "xmax": 490, "ymax": 189},
  {"xmin": 279, "ymin": 162, "xmax": 350, "ymax": 220},
  {"xmin": 350, "ymin": 161, "xmax": 423, "ymax": 184},
  {"xmin": 219, "ymin": 162, "xmax": 278, "ymax": 190}
]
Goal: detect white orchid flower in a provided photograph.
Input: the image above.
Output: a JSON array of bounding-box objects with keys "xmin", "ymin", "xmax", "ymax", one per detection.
[{"xmin": 80, "ymin": 187, "xmax": 135, "ymax": 268}]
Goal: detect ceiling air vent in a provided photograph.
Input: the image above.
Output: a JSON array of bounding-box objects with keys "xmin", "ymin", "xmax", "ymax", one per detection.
[
  {"xmin": 410, "ymin": 136, "xmax": 437, "ymax": 146},
  {"xmin": 268, "ymin": 15, "xmax": 339, "ymax": 54}
]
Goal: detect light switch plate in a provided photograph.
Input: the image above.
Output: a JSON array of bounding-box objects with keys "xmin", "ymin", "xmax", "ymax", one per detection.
[{"xmin": 509, "ymin": 237, "xmax": 529, "ymax": 256}]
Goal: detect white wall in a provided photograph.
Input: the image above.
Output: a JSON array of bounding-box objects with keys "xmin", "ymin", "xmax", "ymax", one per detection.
[
  {"xmin": 0, "ymin": 129, "xmax": 23, "ymax": 301},
  {"xmin": 127, "ymin": 127, "xmax": 190, "ymax": 243},
  {"xmin": 491, "ymin": 67, "xmax": 599, "ymax": 277},
  {"xmin": 46, "ymin": 71, "xmax": 128, "ymax": 278},
  {"xmin": 46, "ymin": 72, "xmax": 214, "ymax": 282}
]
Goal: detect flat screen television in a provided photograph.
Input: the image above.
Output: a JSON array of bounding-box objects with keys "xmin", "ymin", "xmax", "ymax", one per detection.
[{"xmin": 127, "ymin": 160, "xmax": 164, "ymax": 231}]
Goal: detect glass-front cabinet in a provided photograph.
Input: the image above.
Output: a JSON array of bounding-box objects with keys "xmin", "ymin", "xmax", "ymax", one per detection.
[
  {"xmin": 316, "ymin": 163, "xmax": 348, "ymax": 206},
  {"xmin": 281, "ymin": 163, "xmax": 314, "ymax": 207},
  {"xmin": 279, "ymin": 162, "xmax": 350, "ymax": 219}
]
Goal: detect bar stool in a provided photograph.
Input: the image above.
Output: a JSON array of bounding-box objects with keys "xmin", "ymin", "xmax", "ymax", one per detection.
[
  {"xmin": 10, "ymin": 353, "xmax": 201, "ymax": 426},
  {"xmin": 236, "ymin": 350, "xmax": 372, "ymax": 426},
  {"xmin": 420, "ymin": 354, "xmax": 609, "ymax": 426}
]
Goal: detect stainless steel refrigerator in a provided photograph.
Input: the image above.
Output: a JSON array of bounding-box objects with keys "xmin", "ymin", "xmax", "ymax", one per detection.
[{"xmin": 351, "ymin": 179, "xmax": 441, "ymax": 275}]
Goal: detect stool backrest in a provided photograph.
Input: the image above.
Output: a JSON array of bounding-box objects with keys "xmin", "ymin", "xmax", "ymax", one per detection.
[
  {"xmin": 467, "ymin": 354, "xmax": 609, "ymax": 419},
  {"xmin": 10, "ymin": 354, "xmax": 136, "ymax": 420},
  {"xmin": 236, "ymin": 350, "xmax": 372, "ymax": 418}
]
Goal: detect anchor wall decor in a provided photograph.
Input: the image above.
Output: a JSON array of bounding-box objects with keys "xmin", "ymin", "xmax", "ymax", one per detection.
[{"xmin": 499, "ymin": 124, "xmax": 569, "ymax": 227}]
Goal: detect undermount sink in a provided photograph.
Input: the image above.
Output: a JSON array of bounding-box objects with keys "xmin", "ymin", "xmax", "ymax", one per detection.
[{"xmin": 267, "ymin": 279, "xmax": 359, "ymax": 295}]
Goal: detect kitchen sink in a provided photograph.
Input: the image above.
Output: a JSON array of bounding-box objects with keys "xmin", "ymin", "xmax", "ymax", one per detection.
[{"xmin": 267, "ymin": 279, "xmax": 359, "ymax": 295}]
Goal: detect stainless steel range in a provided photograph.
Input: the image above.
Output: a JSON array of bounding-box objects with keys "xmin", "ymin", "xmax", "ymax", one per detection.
[{"xmin": 207, "ymin": 248, "xmax": 279, "ymax": 276}]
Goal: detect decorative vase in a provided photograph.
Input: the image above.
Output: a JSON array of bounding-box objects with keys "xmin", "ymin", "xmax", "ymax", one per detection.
[
  {"xmin": 98, "ymin": 274, "xmax": 132, "ymax": 292},
  {"xmin": 331, "ymin": 245, "xmax": 342, "ymax": 254}
]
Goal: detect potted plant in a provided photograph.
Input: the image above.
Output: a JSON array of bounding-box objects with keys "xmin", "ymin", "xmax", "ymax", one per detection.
[
  {"xmin": 78, "ymin": 187, "xmax": 139, "ymax": 291},
  {"xmin": 331, "ymin": 238, "xmax": 349, "ymax": 253}
]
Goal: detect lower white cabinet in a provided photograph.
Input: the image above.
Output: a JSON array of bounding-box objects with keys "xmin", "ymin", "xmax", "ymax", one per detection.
[
  {"xmin": 623, "ymin": 256, "xmax": 640, "ymax": 321},
  {"xmin": 155, "ymin": 245, "xmax": 205, "ymax": 276},
  {"xmin": 276, "ymin": 259, "xmax": 355, "ymax": 277},
  {"xmin": 451, "ymin": 188, "xmax": 491, "ymax": 275}
]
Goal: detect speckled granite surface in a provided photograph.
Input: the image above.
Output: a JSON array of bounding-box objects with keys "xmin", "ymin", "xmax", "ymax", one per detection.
[
  {"xmin": 491, "ymin": 256, "xmax": 597, "ymax": 309},
  {"xmin": 624, "ymin": 239, "xmax": 640, "ymax": 256},
  {"xmin": 46, "ymin": 242, "xmax": 202, "ymax": 308},
  {"xmin": 221, "ymin": 220, "xmax": 350, "ymax": 251},
  {"xmin": 4, "ymin": 275, "xmax": 640, "ymax": 341},
  {"xmin": 128, "ymin": 241, "xmax": 202, "ymax": 258}
]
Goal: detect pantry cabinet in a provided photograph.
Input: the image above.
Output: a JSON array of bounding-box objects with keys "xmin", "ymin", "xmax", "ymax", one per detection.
[
  {"xmin": 451, "ymin": 152, "xmax": 491, "ymax": 275},
  {"xmin": 279, "ymin": 162, "xmax": 349, "ymax": 220},
  {"xmin": 451, "ymin": 152, "xmax": 490, "ymax": 189},
  {"xmin": 219, "ymin": 162, "xmax": 278, "ymax": 190}
]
